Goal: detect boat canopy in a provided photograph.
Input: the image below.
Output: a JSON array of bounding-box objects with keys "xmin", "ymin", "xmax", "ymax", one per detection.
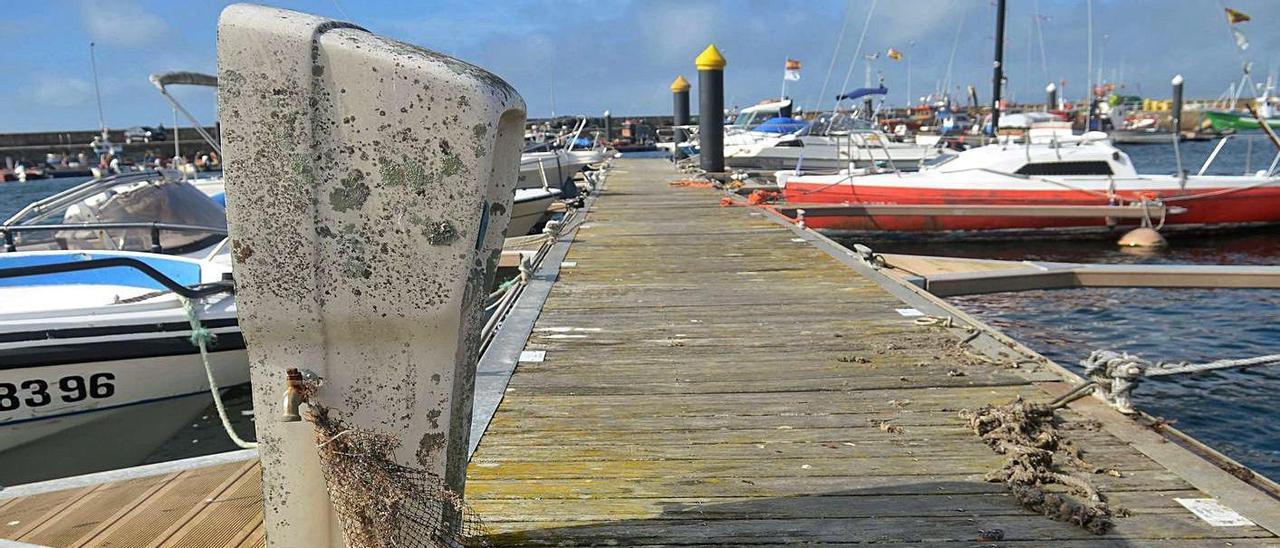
[
  {"xmin": 148, "ymin": 71, "xmax": 218, "ymax": 90},
  {"xmin": 148, "ymin": 72, "xmax": 221, "ymax": 155},
  {"xmin": 752, "ymin": 117, "xmax": 808, "ymax": 134},
  {"xmin": 836, "ymin": 86, "xmax": 888, "ymax": 102}
]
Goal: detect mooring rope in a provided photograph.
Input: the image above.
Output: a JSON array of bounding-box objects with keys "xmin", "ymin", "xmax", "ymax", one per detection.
[
  {"xmin": 1143, "ymin": 353, "xmax": 1280, "ymax": 377},
  {"xmin": 1083, "ymin": 349, "xmax": 1280, "ymax": 379},
  {"xmin": 179, "ymin": 295, "xmax": 257, "ymax": 450},
  {"xmin": 1080, "ymin": 349, "xmax": 1280, "ymax": 414}
]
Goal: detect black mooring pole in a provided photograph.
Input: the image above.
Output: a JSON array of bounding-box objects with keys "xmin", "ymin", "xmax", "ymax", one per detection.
[
  {"xmin": 696, "ymin": 44, "xmax": 726, "ymax": 173},
  {"xmin": 989, "ymin": 0, "xmax": 1006, "ymax": 136},
  {"xmin": 672, "ymin": 75, "xmax": 691, "ymax": 160}
]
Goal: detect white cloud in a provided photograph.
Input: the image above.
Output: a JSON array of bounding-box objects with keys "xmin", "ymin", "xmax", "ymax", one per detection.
[
  {"xmin": 80, "ymin": 0, "xmax": 170, "ymax": 49},
  {"xmin": 29, "ymin": 76, "xmax": 96, "ymax": 107}
]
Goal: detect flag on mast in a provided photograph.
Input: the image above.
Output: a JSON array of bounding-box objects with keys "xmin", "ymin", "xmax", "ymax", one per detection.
[
  {"xmin": 1224, "ymin": 8, "xmax": 1251, "ymax": 51},
  {"xmin": 784, "ymin": 59, "xmax": 801, "ymax": 81},
  {"xmin": 887, "ymin": 48, "xmax": 903, "ymax": 60},
  {"xmin": 1225, "ymin": 7, "xmax": 1250, "ymax": 24},
  {"xmin": 1232, "ymin": 28, "xmax": 1250, "ymax": 51}
]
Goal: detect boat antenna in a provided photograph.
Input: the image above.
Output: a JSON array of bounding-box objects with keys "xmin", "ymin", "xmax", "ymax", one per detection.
[
  {"xmin": 989, "ymin": 0, "xmax": 1006, "ymax": 136},
  {"xmin": 941, "ymin": 5, "xmax": 965, "ymax": 104},
  {"xmin": 1085, "ymin": 0, "xmax": 1094, "ymax": 131},
  {"xmin": 89, "ymin": 42, "xmax": 108, "ymax": 140},
  {"xmin": 809, "ymin": 0, "xmax": 853, "ymax": 114},
  {"xmin": 549, "ymin": 41, "xmax": 557, "ymax": 119},
  {"xmin": 834, "ymin": 0, "xmax": 877, "ymax": 116},
  {"xmin": 1034, "ymin": 0, "xmax": 1049, "ymax": 84}
]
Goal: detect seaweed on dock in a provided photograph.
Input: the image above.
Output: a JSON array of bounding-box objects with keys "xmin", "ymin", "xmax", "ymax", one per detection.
[{"xmin": 960, "ymin": 396, "xmax": 1116, "ymax": 534}]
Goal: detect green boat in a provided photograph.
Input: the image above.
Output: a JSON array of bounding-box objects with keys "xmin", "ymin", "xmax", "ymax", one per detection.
[{"xmin": 1203, "ymin": 109, "xmax": 1280, "ymax": 131}]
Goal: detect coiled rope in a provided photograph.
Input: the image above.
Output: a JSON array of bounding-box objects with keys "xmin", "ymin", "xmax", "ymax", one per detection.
[{"xmin": 179, "ymin": 295, "xmax": 257, "ymax": 449}]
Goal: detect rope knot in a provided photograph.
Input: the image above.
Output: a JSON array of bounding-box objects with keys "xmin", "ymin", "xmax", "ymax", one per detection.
[
  {"xmin": 189, "ymin": 325, "xmax": 217, "ymax": 348},
  {"xmin": 1080, "ymin": 350, "xmax": 1151, "ymax": 415}
]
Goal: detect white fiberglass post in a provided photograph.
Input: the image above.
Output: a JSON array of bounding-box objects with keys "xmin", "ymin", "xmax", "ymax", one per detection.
[{"xmin": 218, "ymin": 4, "xmax": 525, "ymax": 545}]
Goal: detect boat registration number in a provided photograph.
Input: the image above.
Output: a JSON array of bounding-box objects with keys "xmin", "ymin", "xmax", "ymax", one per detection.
[{"xmin": 0, "ymin": 373, "xmax": 116, "ymax": 411}]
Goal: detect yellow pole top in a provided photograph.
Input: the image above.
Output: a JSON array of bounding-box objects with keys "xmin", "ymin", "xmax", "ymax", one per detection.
[
  {"xmin": 695, "ymin": 44, "xmax": 726, "ymax": 71},
  {"xmin": 670, "ymin": 75, "xmax": 691, "ymax": 92}
]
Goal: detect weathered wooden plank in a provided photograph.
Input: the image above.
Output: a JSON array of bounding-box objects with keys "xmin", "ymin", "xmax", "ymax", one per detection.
[
  {"xmin": 481, "ymin": 514, "xmax": 1275, "ymax": 544},
  {"xmin": 472, "ymin": 490, "xmax": 1205, "ymax": 522},
  {"xmin": 466, "ymin": 470, "xmax": 1196, "ymax": 500}
]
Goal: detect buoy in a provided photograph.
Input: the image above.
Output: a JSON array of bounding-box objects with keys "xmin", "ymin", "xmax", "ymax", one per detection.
[{"xmin": 1117, "ymin": 227, "xmax": 1167, "ymax": 248}]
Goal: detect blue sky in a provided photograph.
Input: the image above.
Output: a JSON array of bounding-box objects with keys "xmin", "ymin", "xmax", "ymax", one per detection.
[{"xmin": 2, "ymin": 0, "xmax": 1278, "ymax": 132}]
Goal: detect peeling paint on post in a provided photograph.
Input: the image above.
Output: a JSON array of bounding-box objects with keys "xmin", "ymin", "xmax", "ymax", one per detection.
[{"xmin": 217, "ymin": 4, "xmax": 525, "ymax": 546}]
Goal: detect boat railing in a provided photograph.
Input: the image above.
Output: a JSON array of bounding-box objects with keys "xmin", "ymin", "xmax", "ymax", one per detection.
[
  {"xmin": 1196, "ymin": 133, "xmax": 1280, "ymax": 177},
  {"xmin": 830, "ymin": 128, "xmax": 901, "ymax": 174},
  {"xmin": 0, "ymin": 255, "xmax": 233, "ymax": 299},
  {"xmin": 2, "ymin": 222, "xmax": 228, "ymax": 254}
]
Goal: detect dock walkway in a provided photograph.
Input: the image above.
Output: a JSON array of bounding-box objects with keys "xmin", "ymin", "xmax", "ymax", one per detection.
[{"xmin": 3, "ymin": 158, "xmax": 1278, "ymax": 546}]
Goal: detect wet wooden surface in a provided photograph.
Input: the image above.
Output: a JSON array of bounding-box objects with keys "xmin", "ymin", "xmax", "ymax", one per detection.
[{"xmin": 2, "ymin": 158, "xmax": 1277, "ymax": 546}]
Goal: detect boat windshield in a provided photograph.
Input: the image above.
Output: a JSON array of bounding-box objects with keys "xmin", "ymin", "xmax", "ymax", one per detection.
[
  {"xmin": 4, "ymin": 172, "xmax": 227, "ymax": 254},
  {"xmin": 921, "ymin": 152, "xmax": 958, "ymax": 170},
  {"xmin": 799, "ymin": 113, "xmax": 876, "ymax": 136}
]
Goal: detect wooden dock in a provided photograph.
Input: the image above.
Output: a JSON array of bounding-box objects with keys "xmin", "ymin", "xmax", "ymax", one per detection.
[{"xmin": 4, "ymin": 158, "xmax": 1279, "ymax": 546}]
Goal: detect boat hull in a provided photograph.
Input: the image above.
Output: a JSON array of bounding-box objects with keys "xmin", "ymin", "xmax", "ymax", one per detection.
[
  {"xmin": 781, "ymin": 182, "xmax": 1280, "ymax": 237},
  {"xmin": 1204, "ymin": 110, "xmax": 1280, "ymax": 131},
  {"xmin": 0, "ymin": 347, "xmax": 249, "ymax": 484},
  {"xmin": 508, "ymin": 190, "xmax": 560, "ymax": 236},
  {"xmin": 727, "ymin": 140, "xmax": 935, "ymax": 172}
]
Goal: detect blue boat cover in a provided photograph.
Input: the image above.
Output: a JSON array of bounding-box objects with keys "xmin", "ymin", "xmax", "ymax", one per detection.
[
  {"xmin": 0, "ymin": 252, "xmax": 202, "ymax": 290},
  {"xmin": 752, "ymin": 117, "xmax": 808, "ymax": 134},
  {"xmin": 836, "ymin": 86, "xmax": 889, "ymax": 101}
]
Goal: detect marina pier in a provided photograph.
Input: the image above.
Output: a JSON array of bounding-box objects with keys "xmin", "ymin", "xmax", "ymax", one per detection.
[{"xmin": 3, "ymin": 158, "xmax": 1278, "ymax": 545}]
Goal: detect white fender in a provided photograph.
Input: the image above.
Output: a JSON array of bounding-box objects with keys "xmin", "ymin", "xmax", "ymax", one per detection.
[{"xmin": 217, "ymin": 4, "xmax": 525, "ymax": 545}]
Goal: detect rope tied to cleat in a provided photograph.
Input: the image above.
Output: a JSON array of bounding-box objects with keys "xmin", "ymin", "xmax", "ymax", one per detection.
[{"xmin": 1080, "ymin": 349, "xmax": 1280, "ymax": 414}]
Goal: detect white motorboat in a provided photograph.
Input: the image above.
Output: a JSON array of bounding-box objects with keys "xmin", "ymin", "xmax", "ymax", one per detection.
[
  {"xmin": 776, "ymin": 131, "xmax": 1280, "ymax": 238},
  {"xmin": 668, "ymin": 99, "xmax": 795, "ymax": 157},
  {"xmin": 508, "ymin": 187, "xmax": 562, "ymax": 236},
  {"xmin": 517, "ymin": 117, "xmax": 606, "ymax": 192},
  {"xmin": 0, "ymin": 171, "xmax": 246, "ymax": 484},
  {"xmin": 726, "ymin": 111, "xmax": 942, "ymax": 172}
]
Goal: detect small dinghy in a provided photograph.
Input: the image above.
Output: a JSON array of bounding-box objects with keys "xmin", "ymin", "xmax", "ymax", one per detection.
[{"xmin": 0, "ymin": 171, "xmax": 246, "ymax": 484}]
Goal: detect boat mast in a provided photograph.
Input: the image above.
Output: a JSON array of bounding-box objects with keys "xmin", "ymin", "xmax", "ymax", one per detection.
[
  {"xmin": 989, "ymin": 0, "xmax": 1006, "ymax": 135},
  {"xmin": 89, "ymin": 42, "xmax": 107, "ymax": 140},
  {"xmin": 1085, "ymin": 0, "xmax": 1093, "ymax": 129}
]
